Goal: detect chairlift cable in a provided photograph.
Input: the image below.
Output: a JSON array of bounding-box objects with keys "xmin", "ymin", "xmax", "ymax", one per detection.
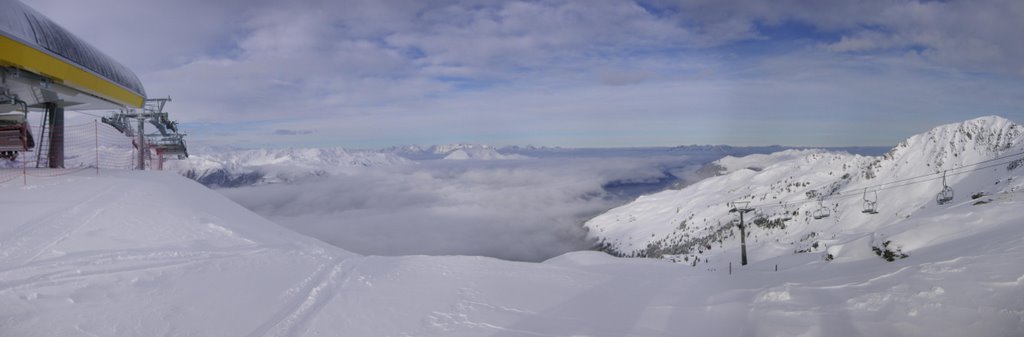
[{"xmin": 741, "ymin": 153, "xmax": 1024, "ymax": 211}]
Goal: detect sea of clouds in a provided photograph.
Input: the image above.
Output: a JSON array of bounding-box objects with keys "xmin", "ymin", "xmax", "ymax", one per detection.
[{"xmin": 219, "ymin": 154, "xmax": 712, "ymax": 261}]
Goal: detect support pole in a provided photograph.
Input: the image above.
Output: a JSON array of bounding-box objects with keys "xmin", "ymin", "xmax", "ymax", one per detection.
[
  {"xmin": 729, "ymin": 201, "xmax": 752, "ymax": 267},
  {"xmin": 156, "ymin": 148, "xmax": 164, "ymax": 171},
  {"xmin": 36, "ymin": 108, "xmax": 48, "ymax": 167},
  {"xmin": 45, "ymin": 103, "xmax": 64, "ymax": 168},
  {"xmin": 137, "ymin": 117, "xmax": 145, "ymax": 170},
  {"xmin": 739, "ymin": 211, "xmax": 748, "ymax": 266}
]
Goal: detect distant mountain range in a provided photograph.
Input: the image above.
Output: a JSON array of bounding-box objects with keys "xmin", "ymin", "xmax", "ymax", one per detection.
[
  {"xmin": 167, "ymin": 142, "xmax": 891, "ymax": 188},
  {"xmin": 165, "ymin": 147, "xmax": 409, "ymax": 188}
]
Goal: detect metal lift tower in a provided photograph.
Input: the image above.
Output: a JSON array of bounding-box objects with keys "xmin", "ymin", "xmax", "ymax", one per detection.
[{"xmin": 729, "ymin": 201, "xmax": 754, "ymax": 266}]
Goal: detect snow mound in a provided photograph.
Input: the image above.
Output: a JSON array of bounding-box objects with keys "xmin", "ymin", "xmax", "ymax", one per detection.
[
  {"xmin": 714, "ymin": 149, "xmax": 828, "ymax": 174},
  {"xmin": 0, "ymin": 171, "xmax": 356, "ymax": 335}
]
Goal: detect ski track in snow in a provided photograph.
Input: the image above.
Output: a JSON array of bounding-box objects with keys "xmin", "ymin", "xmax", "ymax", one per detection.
[
  {"xmin": 0, "ymin": 181, "xmax": 126, "ymax": 270},
  {"xmin": 0, "ymin": 246, "xmax": 273, "ymax": 294},
  {"xmin": 251, "ymin": 259, "xmax": 356, "ymax": 337}
]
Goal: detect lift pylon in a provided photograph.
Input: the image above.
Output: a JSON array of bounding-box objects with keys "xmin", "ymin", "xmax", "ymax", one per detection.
[
  {"xmin": 728, "ymin": 201, "xmax": 754, "ymax": 266},
  {"xmin": 101, "ymin": 97, "xmax": 188, "ymax": 170}
]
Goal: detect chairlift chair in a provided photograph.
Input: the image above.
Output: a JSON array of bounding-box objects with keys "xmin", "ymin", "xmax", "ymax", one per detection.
[
  {"xmin": 812, "ymin": 199, "xmax": 830, "ymax": 220},
  {"xmin": 936, "ymin": 187, "xmax": 954, "ymax": 205},
  {"xmin": 779, "ymin": 204, "xmax": 794, "ymax": 221},
  {"xmin": 862, "ymin": 188, "xmax": 879, "ymax": 214},
  {"xmin": 936, "ymin": 171, "xmax": 954, "ymax": 205},
  {"xmin": 0, "ymin": 112, "xmax": 34, "ymax": 160}
]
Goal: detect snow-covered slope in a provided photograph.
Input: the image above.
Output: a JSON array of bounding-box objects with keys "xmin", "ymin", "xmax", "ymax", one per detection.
[
  {"xmin": 2, "ymin": 145, "xmax": 1023, "ymax": 335},
  {"xmin": 0, "ymin": 171, "xmax": 356, "ymax": 335},
  {"xmin": 166, "ymin": 147, "xmax": 409, "ymax": 187},
  {"xmin": 587, "ymin": 116, "xmax": 1024, "ymax": 264}
]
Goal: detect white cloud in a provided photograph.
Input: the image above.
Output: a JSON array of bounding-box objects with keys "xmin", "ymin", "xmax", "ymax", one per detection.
[
  {"xmin": 823, "ymin": 31, "xmax": 903, "ymax": 53},
  {"xmin": 21, "ymin": 0, "xmax": 1024, "ymax": 147}
]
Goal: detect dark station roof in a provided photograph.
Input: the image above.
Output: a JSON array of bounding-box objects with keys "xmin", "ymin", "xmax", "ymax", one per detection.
[{"xmin": 0, "ymin": 0, "xmax": 145, "ymax": 106}]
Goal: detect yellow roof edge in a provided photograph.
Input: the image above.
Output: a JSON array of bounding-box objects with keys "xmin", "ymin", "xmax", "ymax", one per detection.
[{"xmin": 0, "ymin": 35, "xmax": 144, "ymax": 108}]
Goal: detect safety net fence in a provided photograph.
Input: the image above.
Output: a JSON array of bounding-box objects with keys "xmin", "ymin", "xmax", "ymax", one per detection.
[{"xmin": 0, "ymin": 120, "xmax": 150, "ymax": 186}]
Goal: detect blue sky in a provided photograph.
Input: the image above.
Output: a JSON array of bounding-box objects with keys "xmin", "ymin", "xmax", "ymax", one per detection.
[{"xmin": 25, "ymin": 0, "xmax": 1024, "ymax": 148}]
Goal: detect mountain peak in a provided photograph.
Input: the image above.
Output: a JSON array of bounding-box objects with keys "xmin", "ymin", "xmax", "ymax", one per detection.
[
  {"xmin": 885, "ymin": 115, "xmax": 1022, "ymax": 171},
  {"xmin": 430, "ymin": 143, "xmax": 494, "ymax": 154}
]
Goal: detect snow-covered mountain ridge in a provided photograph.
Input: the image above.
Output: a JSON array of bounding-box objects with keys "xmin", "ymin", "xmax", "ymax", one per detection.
[
  {"xmin": 170, "ymin": 144, "xmax": 536, "ymax": 187},
  {"xmin": 165, "ymin": 147, "xmax": 409, "ymax": 187},
  {"xmin": 442, "ymin": 147, "xmax": 528, "ymax": 160},
  {"xmin": 171, "ymin": 142, "xmax": 890, "ymax": 189},
  {"xmin": 379, "ymin": 143, "xmax": 532, "ymax": 160},
  {"xmin": 586, "ymin": 116, "xmax": 1024, "ymax": 265},
  {"xmin": 429, "ymin": 143, "xmax": 494, "ymax": 154}
]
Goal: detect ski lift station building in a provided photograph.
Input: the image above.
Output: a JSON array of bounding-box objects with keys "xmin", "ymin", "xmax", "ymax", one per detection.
[{"xmin": 1, "ymin": 0, "xmax": 147, "ymax": 167}]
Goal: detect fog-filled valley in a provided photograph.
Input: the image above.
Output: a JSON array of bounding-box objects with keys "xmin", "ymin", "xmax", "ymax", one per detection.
[{"xmin": 179, "ymin": 146, "xmax": 888, "ymax": 261}]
